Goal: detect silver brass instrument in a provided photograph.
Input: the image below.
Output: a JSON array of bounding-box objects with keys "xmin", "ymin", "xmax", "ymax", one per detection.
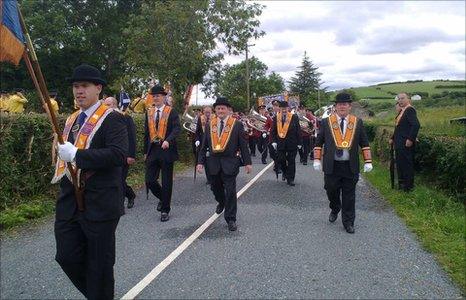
[
  {"xmin": 298, "ymin": 113, "xmax": 314, "ymax": 134},
  {"xmin": 245, "ymin": 108, "xmax": 268, "ymax": 132},
  {"xmin": 182, "ymin": 112, "xmax": 197, "ymax": 133}
]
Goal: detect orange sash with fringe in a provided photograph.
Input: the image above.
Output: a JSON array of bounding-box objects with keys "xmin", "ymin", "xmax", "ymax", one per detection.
[
  {"xmin": 395, "ymin": 104, "xmax": 411, "ymax": 126},
  {"xmin": 328, "ymin": 114, "xmax": 357, "ymax": 149},
  {"xmin": 148, "ymin": 105, "xmax": 172, "ymax": 141},
  {"xmin": 277, "ymin": 112, "xmax": 292, "ymax": 138},
  {"xmin": 210, "ymin": 116, "xmax": 235, "ymax": 153}
]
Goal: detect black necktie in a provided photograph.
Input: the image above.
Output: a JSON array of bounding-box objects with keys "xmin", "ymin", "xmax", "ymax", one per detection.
[
  {"xmin": 220, "ymin": 119, "xmax": 224, "ymax": 134},
  {"xmin": 336, "ymin": 117, "xmax": 345, "ymax": 158},
  {"xmin": 78, "ymin": 111, "xmax": 87, "ymax": 128},
  {"xmin": 281, "ymin": 114, "xmax": 286, "ymax": 126},
  {"xmin": 155, "ymin": 109, "xmax": 160, "ymax": 130}
]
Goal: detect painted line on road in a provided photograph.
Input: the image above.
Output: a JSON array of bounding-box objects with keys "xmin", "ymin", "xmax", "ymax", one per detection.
[{"xmin": 121, "ymin": 161, "xmax": 274, "ymax": 300}]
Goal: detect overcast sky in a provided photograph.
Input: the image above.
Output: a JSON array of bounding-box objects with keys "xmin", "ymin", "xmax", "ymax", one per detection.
[{"xmin": 193, "ymin": 1, "xmax": 465, "ymax": 104}]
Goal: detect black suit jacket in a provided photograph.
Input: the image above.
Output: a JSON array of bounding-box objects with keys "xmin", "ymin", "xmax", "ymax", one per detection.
[
  {"xmin": 56, "ymin": 111, "xmax": 128, "ymax": 221},
  {"xmin": 144, "ymin": 108, "xmax": 181, "ymax": 162},
  {"xmin": 393, "ymin": 106, "xmax": 420, "ymax": 149},
  {"xmin": 125, "ymin": 114, "xmax": 137, "ymax": 158},
  {"xmin": 271, "ymin": 114, "xmax": 303, "ymax": 151},
  {"xmin": 315, "ymin": 116, "xmax": 369, "ymax": 175},
  {"xmin": 198, "ymin": 119, "xmax": 252, "ymax": 176},
  {"xmin": 195, "ymin": 116, "xmax": 206, "ymax": 144}
]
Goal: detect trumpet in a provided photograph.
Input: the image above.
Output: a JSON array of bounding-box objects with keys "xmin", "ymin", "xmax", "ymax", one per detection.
[{"xmin": 182, "ymin": 112, "xmax": 197, "ymax": 133}]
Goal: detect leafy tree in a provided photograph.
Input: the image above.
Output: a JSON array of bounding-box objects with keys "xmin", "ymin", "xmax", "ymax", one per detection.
[
  {"xmin": 288, "ymin": 51, "xmax": 327, "ymax": 110},
  {"xmin": 123, "ymin": 0, "xmax": 264, "ymax": 111}
]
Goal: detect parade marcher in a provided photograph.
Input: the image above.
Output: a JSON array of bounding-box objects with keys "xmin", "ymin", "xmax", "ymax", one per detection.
[
  {"xmin": 195, "ymin": 105, "xmax": 213, "ymax": 184},
  {"xmin": 306, "ymin": 108, "xmax": 318, "ymax": 160},
  {"xmin": 268, "ymin": 100, "xmax": 281, "ymax": 173},
  {"xmin": 196, "ymin": 97, "xmax": 252, "ymax": 231},
  {"xmin": 248, "ymin": 122, "xmax": 260, "ymax": 157},
  {"xmin": 390, "ymin": 92, "xmax": 420, "ymax": 192},
  {"xmin": 190, "ymin": 108, "xmax": 201, "ymax": 161},
  {"xmin": 144, "ymin": 84, "xmax": 181, "ymax": 222},
  {"xmin": 53, "ymin": 64, "xmax": 128, "ymax": 299},
  {"xmin": 313, "ymin": 92, "xmax": 373, "ymax": 234},
  {"xmin": 297, "ymin": 105, "xmax": 311, "ymax": 165},
  {"xmin": 271, "ymin": 101, "xmax": 302, "ymax": 186},
  {"xmin": 0, "ymin": 91, "xmax": 9, "ymax": 112},
  {"xmin": 104, "ymin": 97, "xmax": 137, "ymax": 209},
  {"xmin": 257, "ymin": 104, "xmax": 271, "ymax": 164},
  {"xmin": 7, "ymin": 89, "xmax": 28, "ymax": 113}
]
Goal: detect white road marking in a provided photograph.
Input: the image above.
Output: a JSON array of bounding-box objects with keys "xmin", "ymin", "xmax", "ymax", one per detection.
[{"xmin": 121, "ymin": 161, "xmax": 274, "ymax": 299}]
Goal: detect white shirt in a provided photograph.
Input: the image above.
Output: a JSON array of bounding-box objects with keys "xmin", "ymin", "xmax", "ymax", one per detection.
[
  {"xmin": 334, "ymin": 114, "xmax": 350, "ymax": 161},
  {"xmin": 217, "ymin": 115, "xmax": 229, "ymax": 137},
  {"xmin": 154, "ymin": 104, "xmax": 165, "ymax": 123},
  {"xmin": 80, "ymin": 100, "xmax": 102, "ymax": 123}
]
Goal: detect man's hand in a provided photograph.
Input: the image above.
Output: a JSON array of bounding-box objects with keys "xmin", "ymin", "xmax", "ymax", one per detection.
[
  {"xmin": 313, "ymin": 160, "xmax": 322, "ymax": 171},
  {"xmin": 271, "ymin": 142, "xmax": 277, "ymax": 150},
  {"xmin": 262, "ymin": 132, "xmax": 267, "ymax": 139},
  {"xmin": 389, "ymin": 139, "xmax": 393, "ymax": 145},
  {"xmin": 363, "ymin": 163, "xmax": 373, "ymax": 173},
  {"xmin": 405, "ymin": 139, "xmax": 413, "ymax": 147},
  {"xmin": 297, "ymin": 145, "xmax": 302, "ymax": 150},
  {"xmin": 245, "ymin": 164, "xmax": 252, "ymax": 174},
  {"xmin": 144, "ymin": 154, "xmax": 147, "ymax": 161},
  {"xmin": 195, "ymin": 140, "xmax": 200, "ymax": 147},
  {"xmin": 196, "ymin": 164, "xmax": 204, "ymax": 173},
  {"xmin": 127, "ymin": 157, "xmax": 136, "ymax": 165},
  {"xmin": 162, "ymin": 141, "xmax": 170, "ymax": 149},
  {"xmin": 58, "ymin": 142, "xmax": 78, "ymax": 162}
]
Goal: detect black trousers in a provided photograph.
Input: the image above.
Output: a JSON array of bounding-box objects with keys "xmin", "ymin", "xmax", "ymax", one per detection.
[
  {"xmin": 298, "ymin": 136, "xmax": 310, "ymax": 163},
  {"xmin": 210, "ymin": 171, "xmax": 238, "ymax": 222},
  {"xmin": 55, "ymin": 215, "xmax": 119, "ymax": 300},
  {"xmin": 395, "ymin": 146, "xmax": 415, "ymax": 190},
  {"xmin": 278, "ymin": 149, "xmax": 297, "ymax": 181},
  {"xmin": 122, "ymin": 163, "xmax": 135, "ymax": 201},
  {"xmin": 257, "ymin": 135, "xmax": 268, "ymax": 162},
  {"xmin": 324, "ymin": 161, "xmax": 359, "ymax": 227},
  {"xmin": 145, "ymin": 153, "xmax": 174, "ymax": 213},
  {"xmin": 309, "ymin": 136, "xmax": 315, "ymax": 160},
  {"xmin": 248, "ymin": 136, "xmax": 257, "ymax": 156}
]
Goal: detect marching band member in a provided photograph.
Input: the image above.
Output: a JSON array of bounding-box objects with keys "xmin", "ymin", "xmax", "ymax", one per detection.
[
  {"xmin": 195, "ymin": 105, "xmax": 213, "ymax": 184},
  {"xmin": 257, "ymin": 104, "xmax": 271, "ymax": 164},
  {"xmin": 297, "ymin": 104, "xmax": 311, "ymax": 165}
]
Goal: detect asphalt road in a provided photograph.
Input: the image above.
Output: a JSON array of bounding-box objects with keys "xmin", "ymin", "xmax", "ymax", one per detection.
[{"xmin": 0, "ymin": 156, "xmax": 462, "ymax": 299}]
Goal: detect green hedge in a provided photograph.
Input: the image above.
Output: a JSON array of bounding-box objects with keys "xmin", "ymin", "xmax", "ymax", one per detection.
[
  {"xmin": 0, "ymin": 112, "xmax": 193, "ymax": 212},
  {"xmin": 366, "ymin": 123, "xmax": 466, "ymax": 202}
]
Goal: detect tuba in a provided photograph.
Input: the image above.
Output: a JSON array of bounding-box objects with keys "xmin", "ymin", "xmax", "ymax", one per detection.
[
  {"xmin": 245, "ymin": 108, "xmax": 268, "ymax": 132},
  {"xmin": 182, "ymin": 112, "xmax": 198, "ymax": 133},
  {"xmin": 298, "ymin": 113, "xmax": 314, "ymax": 134}
]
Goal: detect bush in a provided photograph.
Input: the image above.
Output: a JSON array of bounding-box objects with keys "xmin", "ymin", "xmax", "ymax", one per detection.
[
  {"xmin": 368, "ymin": 124, "xmax": 466, "ymax": 202},
  {"xmin": 0, "ymin": 112, "xmax": 194, "ymax": 212},
  {"xmin": 435, "ymin": 85, "xmax": 465, "ymax": 89}
]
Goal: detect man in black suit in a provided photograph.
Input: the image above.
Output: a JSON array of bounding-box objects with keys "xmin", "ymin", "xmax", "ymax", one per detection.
[
  {"xmin": 196, "ymin": 97, "xmax": 252, "ymax": 231},
  {"xmin": 54, "ymin": 64, "xmax": 128, "ymax": 299},
  {"xmin": 104, "ymin": 97, "xmax": 137, "ymax": 208},
  {"xmin": 271, "ymin": 101, "xmax": 302, "ymax": 186},
  {"xmin": 144, "ymin": 84, "xmax": 181, "ymax": 222},
  {"xmin": 390, "ymin": 92, "xmax": 420, "ymax": 192},
  {"xmin": 313, "ymin": 92, "xmax": 373, "ymax": 234},
  {"xmin": 195, "ymin": 105, "xmax": 213, "ymax": 184}
]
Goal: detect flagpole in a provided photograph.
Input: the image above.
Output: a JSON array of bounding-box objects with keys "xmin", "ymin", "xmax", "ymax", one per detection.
[{"xmin": 17, "ymin": 5, "xmax": 84, "ymax": 211}]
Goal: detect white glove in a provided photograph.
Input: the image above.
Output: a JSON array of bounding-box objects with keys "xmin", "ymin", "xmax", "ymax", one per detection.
[
  {"xmin": 297, "ymin": 145, "xmax": 302, "ymax": 150},
  {"xmin": 364, "ymin": 163, "xmax": 373, "ymax": 173},
  {"xmin": 313, "ymin": 160, "xmax": 322, "ymax": 171},
  {"xmin": 195, "ymin": 140, "xmax": 200, "ymax": 147},
  {"xmin": 58, "ymin": 142, "xmax": 78, "ymax": 162},
  {"xmin": 271, "ymin": 142, "xmax": 277, "ymax": 150},
  {"xmin": 262, "ymin": 132, "xmax": 267, "ymax": 139}
]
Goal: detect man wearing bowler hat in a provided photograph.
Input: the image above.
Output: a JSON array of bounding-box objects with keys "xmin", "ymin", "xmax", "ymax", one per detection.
[
  {"xmin": 144, "ymin": 84, "xmax": 181, "ymax": 222},
  {"xmin": 313, "ymin": 92, "xmax": 373, "ymax": 234},
  {"xmin": 271, "ymin": 101, "xmax": 302, "ymax": 186},
  {"xmin": 53, "ymin": 64, "xmax": 128, "ymax": 299},
  {"xmin": 196, "ymin": 97, "xmax": 252, "ymax": 231}
]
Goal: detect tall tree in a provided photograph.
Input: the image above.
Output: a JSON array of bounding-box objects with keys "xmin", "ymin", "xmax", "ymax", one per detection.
[
  {"xmin": 215, "ymin": 57, "xmax": 285, "ymax": 112},
  {"xmin": 288, "ymin": 52, "xmax": 326, "ymax": 110},
  {"xmin": 123, "ymin": 0, "xmax": 264, "ymax": 111}
]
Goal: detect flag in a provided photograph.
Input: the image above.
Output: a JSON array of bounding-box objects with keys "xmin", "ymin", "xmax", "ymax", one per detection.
[
  {"xmin": 0, "ymin": 0, "xmax": 25, "ymax": 65},
  {"xmin": 119, "ymin": 91, "xmax": 131, "ymax": 111}
]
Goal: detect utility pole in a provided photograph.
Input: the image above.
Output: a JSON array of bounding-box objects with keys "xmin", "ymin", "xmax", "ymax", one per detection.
[
  {"xmin": 317, "ymin": 88, "xmax": 321, "ymax": 109},
  {"xmin": 245, "ymin": 43, "xmax": 255, "ymax": 111}
]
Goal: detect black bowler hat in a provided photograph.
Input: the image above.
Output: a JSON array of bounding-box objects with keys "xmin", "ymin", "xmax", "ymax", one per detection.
[
  {"xmin": 149, "ymin": 84, "xmax": 167, "ymax": 95},
  {"xmin": 278, "ymin": 101, "xmax": 289, "ymax": 108},
  {"xmin": 213, "ymin": 96, "xmax": 231, "ymax": 108},
  {"xmin": 335, "ymin": 92, "xmax": 352, "ymax": 103},
  {"xmin": 67, "ymin": 64, "xmax": 106, "ymax": 85}
]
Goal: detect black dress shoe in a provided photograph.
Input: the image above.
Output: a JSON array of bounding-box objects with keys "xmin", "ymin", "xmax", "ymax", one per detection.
[
  {"xmin": 282, "ymin": 174, "xmax": 286, "ymax": 181},
  {"xmin": 329, "ymin": 212, "xmax": 338, "ymax": 223},
  {"xmin": 345, "ymin": 225, "xmax": 355, "ymax": 234},
  {"xmin": 156, "ymin": 201, "xmax": 162, "ymax": 212},
  {"xmin": 262, "ymin": 160, "xmax": 267, "ymax": 164},
  {"xmin": 228, "ymin": 221, "xmax": 237, "ymax": 231},
  {"xmin": 216, "ymin": 204, "xmax": 224, "ymax": 214},
  {"xmin": 127, "ymin": 195, "xmax": 135, "ymax": 209},
  {"xmin": 303, "ymin": 161, "xmax": 307, "ymax": 165},
  {"xmin": 161, "ymin": 212, "xmax": 169, "ymax": 222},
  {"xmin": 287, "ymin": 180, "xmax": 295, "ymax": 186}
]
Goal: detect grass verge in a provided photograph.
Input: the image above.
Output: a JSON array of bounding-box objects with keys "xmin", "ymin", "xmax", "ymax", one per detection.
[{"xmin": 363, "ymin": 160, "xmax": 466, "ymax": 293}]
